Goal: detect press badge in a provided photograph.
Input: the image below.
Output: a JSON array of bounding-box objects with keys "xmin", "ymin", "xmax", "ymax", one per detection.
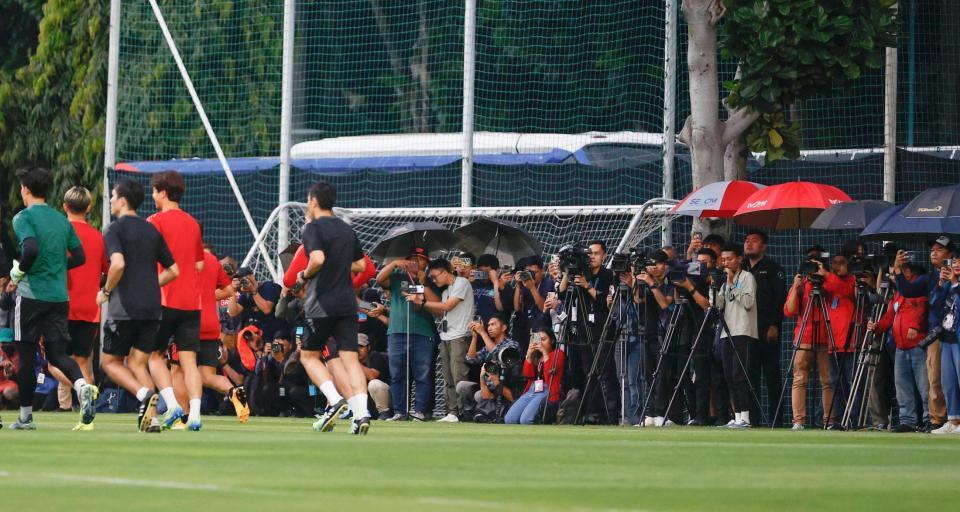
[
  {"xmin": 831, "ymin": 297, "xmax": 839, "ymax": 310},
  {"xmin": 588, "ymin": 313, "xmax": 595, "ymax": 323},
  {"xmin": 945, "ymin": 312, "xmax": 956, "ymax": 331},
  {"xmin": 534, "ymin": 379, "xmax": 545, "ymax": 393},
  {"xmin": 37, "ymin": 373, "xmax": 45, "ymax": 385}
]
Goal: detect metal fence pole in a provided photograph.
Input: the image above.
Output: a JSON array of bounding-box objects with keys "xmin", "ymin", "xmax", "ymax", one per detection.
[
  {"xmin": 883, "ymin": 44, "xmax": 898, "ymax": 203},
  {"xmin": 461, "ymin": 0, "xmax": 477, "ymax": 209},
  {"xmin": 104, "ymin": 0, "xmax": 121, "ymax": 231},
  {"xmin": 279, "ymin": 0, "xmax": 296, "ymax": 253},
  {"xmin": 661, "ymin": 0, "xmax": 678, "ymax": 246}
]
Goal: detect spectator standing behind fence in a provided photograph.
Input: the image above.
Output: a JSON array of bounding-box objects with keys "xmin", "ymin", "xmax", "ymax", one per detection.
[
  {"xmin": 715, "ymin": 245, "xmax": 757, "ymax": 429},
  {"xmin": 376, "ymin": 246, "xmax": 436, "ymax": 422},
  {"xmin": 742, "ymin": 229, "xmax": 786, "ymax": 428},
  {"xmin": 869, "ymin": 263, "xmax": 930, "ymax": 432},
  {"xmin": 405, "ymin": 258, "xmax": 475, "ymax": 423},
  {"xmin": 505, "ymin": 327, "xmax": 565, "ymax": 425},
  {"xmin": 893, "ymin": 237, "xmax": 954, "ymax": 432}
]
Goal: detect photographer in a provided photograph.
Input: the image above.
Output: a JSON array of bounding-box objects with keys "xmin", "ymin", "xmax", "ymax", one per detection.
[
  {"xmin": 637, "ymin": 250, "xmax": 675, "ymax": 427},
  {"xmin": 472, "ymin": 254, "xmax": 510, "ymax": 324},
  {"xmin": 782, "ymin": 252, "xmax": 854, "ymax": 430},
  {"xmin": 868, "ymin": 262, "xmax": 930, "ymax": 432},
  {"xmin": 715, "ymin": 245, "xmax": 756, "ymax": 428},
  {"xmin": 406, "ymin": 258, "xmax": 475, "ymax": 423},
  {"xmin": 825, "ymin": 252, "xmax": 858, "ymax": 428},
  {"xmin": 929, "ymin": 259, "xmax": 960, "ymax": 433},
  {"xmin": 892, "ymin": 236, "xmax": 954, "ymax": 430},
  {"xmin": 558, "ymin": 241, "xmax": 615, "ymax": 421},
  {"xmin": 505, "ymin": 327, "xmax": 565, "ymax": 425},
  {"xmin": 227, "ymin": 270, "xmax": 287, "ymax": 343},
  {"xmin": 458, "ymin": 313, "xmax": 521, "ymax": 422},
  {"xmin": 674, "ymin": 248, "xmax": 717, "ymax": 426},
  {"xmin": 743, "ymin": 229, "xmax": 786, "ymax": 428},
  {"xmin": 607, "ymin": 264, "xmax": 643, "ymax": 425},
  {"xmin": 512, "ymin": 256, "xmax": 553, "ymax": 347},
  {"xmin": 357, "ymin": 334, "xmax": 392, "ymax": 420},
  {"xmin": 252, "ymin": 330, "xmax": 296, "ymax": 416},
  {"xmin": 376, "ymin": 245, "xmax": 437, "ymax": 421}
]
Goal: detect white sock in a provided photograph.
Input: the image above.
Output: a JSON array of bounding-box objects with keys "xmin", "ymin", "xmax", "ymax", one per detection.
[
  {"xmin": 741, "ymin": 411, "xmax": 750, "ymax": 424},
  {"xmin": 136, "ymin": 387, "xmax": 150, "ymax": 401},
  {"xmin": 159, "ymin": 387, "xmax": 180, "ymax": 411},
  {"xmin": 735, "ymin": 412, "xmax": 742, "ymax": 422},
  {"xmin": 188, "ymin": 399, "xmax": 202, "ymax": 421},
  {"xmin": 73, "ymin": 378, "xmax": 88, "ymax": 394},
  {"xmin": 348, "ymin": 394, "xmax": 370, "ymax": 420},
  {"xmin": 20, "ymin": 406, "xmax": 33, "ymax": 421},
  {"xmin": 319, "ymin": 381, "xmax": 343, "ymax": 405}
]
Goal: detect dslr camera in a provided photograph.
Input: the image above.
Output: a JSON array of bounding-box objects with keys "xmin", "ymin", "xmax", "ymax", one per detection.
[
  {"xmin": 234, "ymin": 266, "xmax": 255, "ymax": 291},
  {"xmin": 402, "ymin": 283, "xmax": 425, "ymax": 295},
  {"xmin": 482, "ymin": 346, "xmax": 521, "ymax": 376},
  {"xmin": 558, "ymin": 243, "xmax": 591, "ymax": 277},
  {"xmin": 799, "ymin": 252, "xmax": 830, "ymax": 276}
]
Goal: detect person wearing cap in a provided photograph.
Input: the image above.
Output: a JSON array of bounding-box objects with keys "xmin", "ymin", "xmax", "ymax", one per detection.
[
  {"xmin": 375, "ymin": 245, "xmax": 438, "ymax": 421},
  {"xmin": 715, "ymin": 244, "xmax": 757, "ymax": 428},
  {"xmin": 357, "ymin": 333, "xmax": 392, "ymax": 420},
  {"xmin": 869, "ymin": 262, "xmax": 931, "ymax": 432},
  {"xmin": 636, "ymin": 249, "xmax": 676, "ymax": 427},
  {"xmin": 742, "ymin": 229, "xmax": 786, "ymax": 428},
  {"xmin": 892, "ymin": 235, "xmax": 954, "ymax": 431}
]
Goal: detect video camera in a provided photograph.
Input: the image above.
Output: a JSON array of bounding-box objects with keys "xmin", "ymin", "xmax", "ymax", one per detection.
[
  {"xmin": 482, "ymin": 346, "xmax": 521, "ymax": 377},
  {"xmin": 610, "ymin": 246, "xmax": 646, "ymax": 274},
  {"xmin": 799, "ymin": 252, "xmax": 830, "ymax": 277},
  {"xmin": 558, "ymin": 243, "xmax": 592, "ymax": 276},
  {"xmin": 667, "ymin": 261, "xmax": 707, "ymax": 283}
]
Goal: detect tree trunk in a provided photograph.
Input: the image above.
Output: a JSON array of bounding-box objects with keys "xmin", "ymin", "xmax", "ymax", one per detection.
[{"xmin": 682, "ymin": 0, "xmax": 725, "ymax": 234}]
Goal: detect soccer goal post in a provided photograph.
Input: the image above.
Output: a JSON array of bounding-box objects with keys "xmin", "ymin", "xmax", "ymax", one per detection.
[{"xmin": 242, "ymin": 199, "xmax": 679, "ymax": 283}]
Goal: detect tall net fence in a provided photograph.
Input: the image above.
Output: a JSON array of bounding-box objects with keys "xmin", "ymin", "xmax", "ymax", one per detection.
[{"xmin": 110, "ymin": 0, "xmax": 959, "ymax": 425}]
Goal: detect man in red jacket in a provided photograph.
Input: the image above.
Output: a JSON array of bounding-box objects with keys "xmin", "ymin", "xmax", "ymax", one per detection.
[{"xmin": 869, "ymin": 263, "xmax": 930, "ymax": 432}]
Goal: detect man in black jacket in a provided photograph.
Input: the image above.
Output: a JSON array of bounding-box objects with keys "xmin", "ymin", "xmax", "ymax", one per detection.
[{"xmin": 743, "ymin": 229, "xmax": 786, "ymax": 427}]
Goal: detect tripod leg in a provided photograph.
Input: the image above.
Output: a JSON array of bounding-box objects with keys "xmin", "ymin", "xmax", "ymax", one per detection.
[
  {"xmin": 772, "ymin": 295, "xmax": 816, "ymax": 429},
  {"xmin": 664, "ymin": 307, "xmax": 712, "ymax": 425},
  {"xmin": 637, "ymin": 303, "xmax": 683, "ymax": 426},
  {"xmin": 819, "ymin": 296, "xmax": 848, "ymax": 429},
  {"xmin": 719, "ymin": 319, "xmax": 768, "ymax": 427}
]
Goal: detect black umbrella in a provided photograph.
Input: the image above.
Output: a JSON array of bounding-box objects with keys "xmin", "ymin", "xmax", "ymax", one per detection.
[
  {"xmin": 369, "ymin": 221, "xmax": 460, "ymax": 262},
  {"xmin": 861, "ymin": 184, "xmax": 960, "ymax": 241},
  {"xmin": 810, "ymin": 200, "xmax": 894, "ymax": 230},
  {"xmin": 453, "ymin": 217, "xmax": 543, "ymax": 267}
]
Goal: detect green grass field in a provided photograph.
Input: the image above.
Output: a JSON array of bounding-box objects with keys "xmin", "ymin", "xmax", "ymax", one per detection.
[{"xmin": 2, "ymin": 413, "xmax": 959, "ymax": 511}]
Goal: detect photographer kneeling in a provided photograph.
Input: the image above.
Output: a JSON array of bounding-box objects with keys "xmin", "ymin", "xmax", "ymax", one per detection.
[
  {"xmin": 505, "ymin": 328, "xmax": 566, "ymax": 424},
  {"xmin": 457, "ymin": 313, "xmax": 521, "ymax": 422}
]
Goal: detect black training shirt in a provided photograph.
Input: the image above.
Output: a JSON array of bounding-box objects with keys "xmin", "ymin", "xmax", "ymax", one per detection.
[
  {"xmin": 301, "ymin": 216, "xmax": 364, "ymax": 318},
  {"xmin": 104, "ymin": 215, "xmax": 175, "ymax": 320}
]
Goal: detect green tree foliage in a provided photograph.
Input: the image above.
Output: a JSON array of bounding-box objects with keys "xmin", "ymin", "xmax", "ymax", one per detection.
[
  {"xmin": 0, "ymin": 0, "xmax": 107, "ymax": 225},
  {"xmin": 719, "ymin": 0, "xmax": 898, "ymax": 162}
]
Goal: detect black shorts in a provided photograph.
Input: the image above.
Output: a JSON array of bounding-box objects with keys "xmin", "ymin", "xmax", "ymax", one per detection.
[
  {"xmin": 198, "ymin": 340, "xmax": 224, "ymax": 368},
  {"xmin": 155, "ymin": 307, "xmax": 201, "ymax": 353},
  {"xmin": 304, "ymin": 315, "xmax": 359, "ymax": 357},
  {"xmin": 14, "ymin": 297, "xmax": 70, "ymax": 353},
  {"xmin": 103, "ymin": 319, "xmax": 161, "ymax": 357},
  {"xmin": 67, "ymin": 320, "xmax": 99, "ymax": 358}
]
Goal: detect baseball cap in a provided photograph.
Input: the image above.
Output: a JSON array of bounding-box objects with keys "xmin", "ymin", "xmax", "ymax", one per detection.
[
  {"xmin": 357, "ymin": 333, "xmax": 370, "ymax": 347},
  {"xmin": 409, "ymin": 246, "xmax": 428, "ymax": 260},
  {"xmin": 933, "ymin": 236, "xmax": 954, "ymax": 252},
  {"xmin": 649, "ymin": 250, "xmax": 669, "ymax": 264}
]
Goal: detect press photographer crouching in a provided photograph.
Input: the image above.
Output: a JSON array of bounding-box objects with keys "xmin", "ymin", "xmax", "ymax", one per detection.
[
  {"xmin": 505, "ymin": 327, "xmax": 566, "ymax": 424},
  {"xmin": 457, "ymin": 313, "xmax": 522, "ymax": 422},
  {"xmin": 557, "ymin": 241, "xmax": 616, "ymax": 424}
]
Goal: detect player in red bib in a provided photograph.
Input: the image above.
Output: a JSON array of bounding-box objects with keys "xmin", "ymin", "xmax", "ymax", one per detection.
[
  {"xmin": 148, "ymin": 170, "xmax": 206, "ymax": 430},
  {"xmin": 63, "ymin": 187, "xmax": 107, "ymax": 384}
]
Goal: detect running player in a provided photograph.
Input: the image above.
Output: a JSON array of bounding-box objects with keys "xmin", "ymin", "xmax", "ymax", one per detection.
[
  {"xmin": 295, "ymin": 181, "xmax": 372, "ymax": 435},
  {"xmin": 9, "ymin": 167, "xmax": 97, "ymax": 430},
  {"xmin": 63, "ymin": 187, "xmax": 107, "ymax": 386},
  {"xmin": 98, "ymin": 178, "xmax": 179, "ymax": 432},
  {"xmin": 147, "ymin": 170, "xmax": 205, "ymax": 430}
]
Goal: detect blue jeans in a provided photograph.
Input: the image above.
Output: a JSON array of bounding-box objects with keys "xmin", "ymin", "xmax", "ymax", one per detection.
[
  {"xmin": 895, "ymin": 347, "xmax": 929, "ymax": 427},
  {"xmin": 504, "ymin": 388, "xmax": 547, "ymax": 424},
  {"xmin": 941, "ymin": 341, "xmax": 960, "ymax": 421},
  {"xmin": 614, "ymin": 340, "xmax": 643, "ymax": 425},
  {"xmin": 387, "ymin": 333, "xmax": 434, "ymax": 415}
]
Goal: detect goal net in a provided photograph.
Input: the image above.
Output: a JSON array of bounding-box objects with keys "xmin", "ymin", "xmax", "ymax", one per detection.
[{"xmin": 242, "ymin": 199, "xmax": 679, "ymax": 283}]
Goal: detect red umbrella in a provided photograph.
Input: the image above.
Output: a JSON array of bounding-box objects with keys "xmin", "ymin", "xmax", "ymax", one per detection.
[
  {"xmin": 671, "ymin": 180, "xmax": 766, "ymax": 218},
  {"xmin": 733, "ymin": 182, "xmax": 852, "ymax": 230}
]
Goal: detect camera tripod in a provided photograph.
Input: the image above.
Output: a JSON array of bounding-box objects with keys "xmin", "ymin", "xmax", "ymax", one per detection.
[
  {"xmin": 573, "ymin": 278, "xmax": 638, "ymax": 425},
  {"xmin": 772, "ymin": 278, "xmax": 850, "ymax": 430},
  {"xmin": 841, "ymin": 280, "xmax": 893, "ymax": 429},
  {"xmin": 547, "ymin": 282, "xmax": 596, "ymax": 424}
]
